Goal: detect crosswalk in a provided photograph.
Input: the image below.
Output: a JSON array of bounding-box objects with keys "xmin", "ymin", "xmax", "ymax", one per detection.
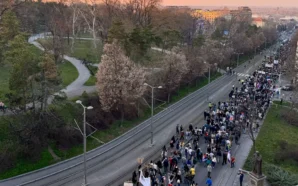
[{"xmin": 236, "ymin": 73, "xmax": 250, "ymax": 77}]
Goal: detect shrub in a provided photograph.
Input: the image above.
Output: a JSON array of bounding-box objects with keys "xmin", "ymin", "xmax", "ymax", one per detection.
[
  {"xmin": 265, "ymin": 163, "xmax": 298, "ymax": 186},
  {"xmin": 275, "ymin": 140, "xmax": 298, "ymax": 163}
]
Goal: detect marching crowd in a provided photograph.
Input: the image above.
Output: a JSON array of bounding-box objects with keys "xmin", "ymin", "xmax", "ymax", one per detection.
[{"xmin": 131, "ymin": 52, "xmax": 282, "ymax": 186}]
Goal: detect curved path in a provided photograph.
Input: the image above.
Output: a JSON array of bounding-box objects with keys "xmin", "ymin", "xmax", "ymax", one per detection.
[{"xmin": 28, "ymin": 33, "xmax": 96, "ymax": 98}]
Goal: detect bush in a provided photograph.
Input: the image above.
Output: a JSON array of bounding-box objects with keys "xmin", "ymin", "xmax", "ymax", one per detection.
[
  {"xmin": 265, "ymin": 163, "xmax": 298, "ymax": 186},
  {"xmin": 275, "ymin": 140, "xmax": 298, "ymax": 163},
  {"xmin": 280, "ymin": 108, "xmax": 298, "ymax": 127},
  {"xmin": 0, "ymin": 141, "xmax": 17, "ymax": 173}
]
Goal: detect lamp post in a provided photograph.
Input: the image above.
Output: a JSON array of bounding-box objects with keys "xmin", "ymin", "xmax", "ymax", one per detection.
[
  {"xmin": 235, "ymin": 52, "xmax": 244, "ymax": 67},
  {"xmin": 204, "ymin": 61, "xmax": 211, "ymax": 84},
  {"xmin": 76, "ymin": 100, "xmax": 93, "ymax": 186},
  {"xmin": 144, "ymin": 83, "xmax": 162, "ymax": 146}
]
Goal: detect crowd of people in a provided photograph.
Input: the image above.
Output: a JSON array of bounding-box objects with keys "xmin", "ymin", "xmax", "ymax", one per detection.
[{"xmin": 130, "ymin": 52, "xmax": 282, "ymax": 186}]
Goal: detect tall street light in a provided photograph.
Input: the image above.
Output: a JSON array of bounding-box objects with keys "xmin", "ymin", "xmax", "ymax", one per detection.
[
  {"xmin": 76, "ymin": 100, "xmax": 93, "ymax": 186},
  {"xmin": 204, "ymin": 61, "xmax": 211, "ymax": 84},
  {"xmin": 235, "ymin": 52, "xmax": 244, "ymax": 67},
  {"xmin": 144, "ymin": 83, "xmax": 162, "ymax": 146}
]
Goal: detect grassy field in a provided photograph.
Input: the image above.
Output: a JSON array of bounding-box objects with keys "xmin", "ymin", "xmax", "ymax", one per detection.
[
  {"xmin": 65, "ymin": 39, "xmax": 102, "ymax": 64},
  {"xmin": 244, "ymin": 104, "xmax": 298, "ymax": 174},
  {"xmin": 38, "ymin": 38, "xmax": 102, "ymax": 64},
  {"xmin": 0, "ymin": 72, "xmax": 221, "ymax": 179},
  {"xmin": 58, "ymin": 61, "xmax": 79, "ymax": 87},
  {"xmin": 84, "ymin": 76, "xmax": 97, "ymax": 86}
]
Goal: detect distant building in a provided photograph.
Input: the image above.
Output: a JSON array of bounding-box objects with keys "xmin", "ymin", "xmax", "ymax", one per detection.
[
  {"xmin": 192, "ymin": 7, "xmax": 230, "ymax": 23},
  {"xmin": 230, "ymin": 6, "xmax": 252, "ymax": 23},
  {"xmin": 252, "ymin": 17, "xmax": 265, "ymax": 27}
]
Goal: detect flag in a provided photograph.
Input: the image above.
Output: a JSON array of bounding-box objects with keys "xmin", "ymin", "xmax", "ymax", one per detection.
[
  {"xmin": 227, "ymin": 151, "xmax": 231, "ymax": 162},
  {"xmin": 139, "ymin": 170, "xmax": 151, "ymax": 186}
]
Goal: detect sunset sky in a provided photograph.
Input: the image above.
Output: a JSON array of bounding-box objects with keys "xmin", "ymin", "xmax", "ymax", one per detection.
[{"xmin": 162, "ymin": 0, "xmax": 298, "ymax": 7}]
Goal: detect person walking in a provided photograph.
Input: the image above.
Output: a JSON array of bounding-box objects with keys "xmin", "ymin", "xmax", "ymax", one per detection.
[
  {"xmin": 231, "ymin": 156, "xmax": 235, "ymax": 168},
  {"xmin": 207, "ymin": 164, "xmax": 212, "ymax": 178},
  {"xmin": 206, "ymin": 177, "xmax": 212, "ymax": 186},
  {"xmin": 132, "ymin": 171, "xmax": 137, "ymax": 186},
  {"xmin": 222, "ymin": 151, "xmax": 227, "ymax": 165},
  {"xmin": 238, "ymin": 171, "xmax": 244, "ymax": 186}
]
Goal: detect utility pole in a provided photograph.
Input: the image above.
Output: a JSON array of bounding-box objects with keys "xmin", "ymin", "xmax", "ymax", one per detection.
[
  {"xmin": 235, "ymin": 52, "xmax": 244, "ymax": 67},
  {"xmin": 144, "ymin": 83, "xmax": 162, "ymax": 146}
]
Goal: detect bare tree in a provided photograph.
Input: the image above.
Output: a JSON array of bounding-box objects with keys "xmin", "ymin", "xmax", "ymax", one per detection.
[
  {"xmin": 124, "ymin": 0, "xmax": 161, "ymax": 27},
  {"xmin": 0, "ymin": 0, "xmax": 24, "ymax": 22},
  {"xmin": 78, "ymin": 0, "xmax": 103, "ymax": 48},
  {"xmin": 96, "ymin": 41, "xmax": 146, "ymax": 124},
  {"xmin": 69, "ymin": 0, "xmax": 81, "ymax": 53}
]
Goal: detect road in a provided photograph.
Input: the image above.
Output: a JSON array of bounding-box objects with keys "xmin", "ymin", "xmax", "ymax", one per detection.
[{"xmin": 0, "ymin": 32, "xmax": 292, "ymax": 186}]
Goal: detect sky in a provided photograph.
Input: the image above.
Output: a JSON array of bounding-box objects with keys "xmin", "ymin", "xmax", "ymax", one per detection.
[{"xmin": 162, "ymin": 0, "xmax": 298, "ymax": 7}]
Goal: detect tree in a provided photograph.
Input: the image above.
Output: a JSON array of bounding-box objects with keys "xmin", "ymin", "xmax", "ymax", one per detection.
[
  {"xmin": 39, "ymin": 52, "xmax": 60, "ymax": 110},
  {"xmin": 125, "ymin": 0, "xmax": 161, "ymax": 27},
  {"xmin": 4, "ymin": 35, "xmax": 39, "ymax": 111},
  {"xmin": 0, "ymin": 10, "xmax": 20, "ymax": 64},
  {"xmin": 157, "ymin": 47, "xmax": 188, "ymax": 102},
  {"xmin": 0, "ymin": 0, "xmax": 24, "ymax": 22},
  {"xmin": 96, "ymin": 41, "xmax": 146, "ymax": 124}
]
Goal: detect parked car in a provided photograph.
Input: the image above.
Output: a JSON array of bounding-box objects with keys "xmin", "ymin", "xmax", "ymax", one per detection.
[{"xmin": 281, "ymin": 84, "xmax": 294, "ymax": 91}]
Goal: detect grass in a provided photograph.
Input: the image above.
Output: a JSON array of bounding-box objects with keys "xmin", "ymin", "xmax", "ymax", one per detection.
[
  {"xmin": 0, "ymin": 149, "xmax": 58, "ymax": 180},
  {"xmin": 58, "ymin": 61, "xmax": 79, "ymax": 87},
  {"xmin": 84, "ymin": 76, "xmax": 97, "ymax": 86},
  {"xmin": 243, "ymin": 104, "xmax": 298, "ymax": 174},
  {"xmin": 0, "ymin": 72, "xmax": 222, "ymax": 180},
  {"xmin": 65, "ymin": 39, "xmax": 102, "ymax": 64},
  {"xmin": 38, "ymin": 38, "xmax": 102, "ymax": 64}
]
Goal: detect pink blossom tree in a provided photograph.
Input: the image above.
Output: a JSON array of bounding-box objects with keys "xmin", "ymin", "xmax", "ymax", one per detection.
[
  {"xmin": 96, "ymin": 41, "xmax": 146, "ymax": 124},
  {"xmin": 158, "ymin": 47, "xmax": 189, "ymax": 102}
]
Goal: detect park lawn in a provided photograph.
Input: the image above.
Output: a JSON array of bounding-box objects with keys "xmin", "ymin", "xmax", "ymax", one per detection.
[
  {"xmin": 64, "ymin": 39, "xmax": 102, "ymax": 64},
  {"xmin": 84, "ymin": 76, "xmax": 97, "ymax": 86},
  {"xmin": 37, "ymin": 38, "xmax": 102, "ymax": 64},
  {"xmin": 244, "ymin": 104, "xmax": 298, "ymax": 174},
  {"xmin": 58, "ymin": 61, "xmax": 79, "ymax": 87}
]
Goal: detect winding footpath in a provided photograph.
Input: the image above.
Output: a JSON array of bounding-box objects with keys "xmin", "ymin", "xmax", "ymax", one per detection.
[{"xmin": 28, "ymin": 33, "xmax": 96, "ymax": 98}]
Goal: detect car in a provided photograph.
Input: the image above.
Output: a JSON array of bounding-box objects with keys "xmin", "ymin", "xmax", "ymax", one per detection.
[{"xmin": 281, "ymin": 84, "xmax": 294, "ymax": 91}]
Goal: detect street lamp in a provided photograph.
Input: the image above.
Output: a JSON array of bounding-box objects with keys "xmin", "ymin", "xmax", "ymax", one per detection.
[
  {"xmin": 204, "ymin": 61, "xmax": 211, "ymax": 84},
  {"xmin": 76, "ymin": 100, "xmax": 93, "ymax": 186},
  {"xmin": 234, "ymin": 52, "xmax": 244, "ymax": 67},
  {"xmin": 144, "ymin": 83, "xmax": 162, "ymax": 146}
]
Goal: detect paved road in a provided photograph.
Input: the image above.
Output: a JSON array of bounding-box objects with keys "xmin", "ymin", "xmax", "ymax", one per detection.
[{"xmin": 28, "ymin": 33, "xmax": 96, "ymax": 98}]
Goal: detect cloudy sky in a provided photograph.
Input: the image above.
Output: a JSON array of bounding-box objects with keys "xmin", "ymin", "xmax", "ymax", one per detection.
[{"xmin": 162, "ymin": 0, "xmax": 298, "ymax": 7}]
